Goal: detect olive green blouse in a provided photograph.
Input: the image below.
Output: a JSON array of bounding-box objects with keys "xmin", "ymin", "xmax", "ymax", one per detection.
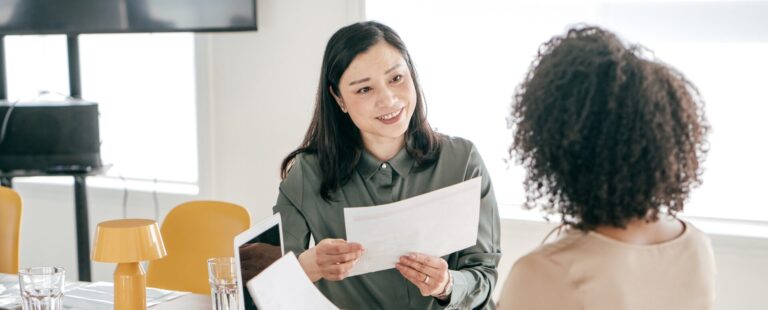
[{"xmin": 273, "ymin": 136, "xmax": 501, "ymax": 309}]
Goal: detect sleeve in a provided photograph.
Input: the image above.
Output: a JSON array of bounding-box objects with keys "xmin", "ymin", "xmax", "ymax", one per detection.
[
  {"xmin": 496, "ymin": 253, "xmax": 580, "ymax": 310},
  {"xmin": 442, "ymin": 144, "xmax": 502, "ymax": 309},
  {"xmin": 272, "ymin": 156, "xmax": 312, "ymax": 256}
]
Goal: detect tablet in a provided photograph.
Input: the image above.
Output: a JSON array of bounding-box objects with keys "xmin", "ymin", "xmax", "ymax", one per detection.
[{"xmin": 233, "ymin": 213, "xmax": 284, "ymax": 310}]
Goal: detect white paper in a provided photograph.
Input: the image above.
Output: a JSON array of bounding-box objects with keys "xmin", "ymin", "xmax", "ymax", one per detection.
[
  {"xmin": 62, "ymin": 282, "xmax": 187, "ymax": 309},
  {"xmin": 246, "ymin": 252, "xmax": 338, "ymax": 310},
  {"xmin": 344, "ymin": 177, "xmax": 481, "ymax": 277},
  {"xmin": 0, "ymin": 273, "xmax": 87, "ymax": 310},
  {"xmin": 0, "ymin": 274, "xmax": 185, "ymax": 310}
]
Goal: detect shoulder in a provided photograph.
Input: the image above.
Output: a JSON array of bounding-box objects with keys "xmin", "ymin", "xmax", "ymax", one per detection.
[
  {"xmin": 499, "ymin": 234, "xmax": 584, "ymax": 309},
  {"xmin": 670, "ymin": 221, "xmax": 716, "ymax": 260},
  {"xmin": 285, "ymin": 152, "xmax": 321, "ymax": 180},
  {"xmin": 678, "ymin": 221, "xmax": 717, "ymax": 301},
  {"xmin": 682, "ymin": 221, "xmax": 712, "ymax": 245},
  {"xmin": 679, "ymin": 221, "xmax": 716, "ymax": 264},
  {"xmin": 438, "ymin": 134, "xmax": 477, "ymax": 155},
  {"xmin": 517, "ymin": 229, "xmax": 590, "ymax": 271},
  {"xmin": 280, "ymin": 152, "xmax": 322, "ymax": 198},
  {"xmin": 509, "ymin": 250, "xmax": 561, "ymax": 280},
  {"xmin": 429, "ymin": 134, "xmax": 494, "ymax": 187},
  {"xmin": 435, "ymin": 134, "xmax": 484, "ymax": 167}
]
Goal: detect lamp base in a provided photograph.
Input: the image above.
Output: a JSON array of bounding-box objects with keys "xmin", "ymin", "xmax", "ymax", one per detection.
[{"xmin": 114, "ymin": 262, "xmax": 146, "ymax": 310}]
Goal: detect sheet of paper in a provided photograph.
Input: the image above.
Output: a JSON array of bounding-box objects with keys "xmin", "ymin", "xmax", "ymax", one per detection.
[
  {"xmin": 246, "ymin": 252, "xmax": 338, "ymax": 310},
  {"xmin": 344, "ymin": 177, "xmax": 481, "ymax": 277},
  {"xmin": 0, "ymin": 272, "xmax": 186, "ymax": 310},
  {"xmin": 62, "ymin": 282, "xmax": 187, "ymax": 309},
  {"xmin": 0, "ymin": 273, "xmax": 88, "ymax": 310}
]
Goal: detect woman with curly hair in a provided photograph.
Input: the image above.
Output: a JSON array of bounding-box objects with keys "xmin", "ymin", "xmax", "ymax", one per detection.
[{"xmin": 498, "ymin": 26, "xmax": 715, "ymax": 309}]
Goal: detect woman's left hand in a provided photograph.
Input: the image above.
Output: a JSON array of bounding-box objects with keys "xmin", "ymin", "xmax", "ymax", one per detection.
[{"xmin": 396, "ymin": 253, "xmax": 450, "ymax": 297}]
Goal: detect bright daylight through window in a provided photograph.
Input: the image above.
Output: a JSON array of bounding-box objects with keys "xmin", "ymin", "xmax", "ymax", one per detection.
[
  {"xmin": 367, "ymin": 0, "xmax": 768, "ymax": 223},
  {"xmin": 4, "ymin": 33, "xmax": 198, "ymax": 188}
]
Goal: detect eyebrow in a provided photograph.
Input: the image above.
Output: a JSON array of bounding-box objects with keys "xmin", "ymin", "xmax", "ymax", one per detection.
[
  {"xmin": 385, "ymin": 63, "xmax": 402, "ymax": 74},
  {"xmin": 348, "ymin": 63, "xmax": 403, "ymax": 86},
  {"xmin": 349, "ymin": 77, "xmax": 370, "ymax": 86}
]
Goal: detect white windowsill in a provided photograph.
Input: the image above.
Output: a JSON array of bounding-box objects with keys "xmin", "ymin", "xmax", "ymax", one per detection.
[
  {"xmin": 499, "ymin": 203, "xmax": 768, "ymax": 240},
  {"xmin": 10, "ymin": 176, "xmax": 199, "ymax": 196}
]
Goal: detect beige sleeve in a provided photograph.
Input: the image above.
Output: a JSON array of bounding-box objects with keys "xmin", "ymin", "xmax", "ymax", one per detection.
[{"xmin": 496, "ymin": 253, "xmax": 581, "ymax": 310}]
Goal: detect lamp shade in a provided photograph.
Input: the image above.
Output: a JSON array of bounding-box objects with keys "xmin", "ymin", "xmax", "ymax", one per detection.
[{"xmin": 92, "ymin": 219, "xmax": 167, "ymax": 263}]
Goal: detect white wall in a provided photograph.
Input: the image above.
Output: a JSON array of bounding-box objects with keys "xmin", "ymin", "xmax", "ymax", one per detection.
[
  {"xmin": 14, "ymin": 181, "xmax": 194, "ymax": 283},
  {"xmin": 15, "ymin": 0, "xmax": 364, "ymax": 284},
  {"xmin": 197, "ymin": 0, "xmax": 365, "ymax": 221},
  {"xmin": 12, "ymin": 0, "xmax": 768, "ymax": 309}
]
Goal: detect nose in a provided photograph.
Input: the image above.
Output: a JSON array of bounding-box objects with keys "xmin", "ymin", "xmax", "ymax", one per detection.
[{"xmin": 376, "ymin": 85, "xmax": 398, "ymax": 108}]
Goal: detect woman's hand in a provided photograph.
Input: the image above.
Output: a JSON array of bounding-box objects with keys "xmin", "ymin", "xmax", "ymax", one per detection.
[
  {"xmin": 396, "ymin": 253, "xmax": 450, "ymax": 297},
  {"xmin": 298, "ymin": 238, "xmax": 364, "ymax": 282}
]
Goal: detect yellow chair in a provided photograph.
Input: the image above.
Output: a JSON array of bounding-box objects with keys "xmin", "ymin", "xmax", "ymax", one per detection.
[
  {"xmin": 146, "ymin": 201, "xmax": 250, "ymax": 294},
  {"xmin": 0, "ymin": 186, "xmax": 23, "ymax": 274}
]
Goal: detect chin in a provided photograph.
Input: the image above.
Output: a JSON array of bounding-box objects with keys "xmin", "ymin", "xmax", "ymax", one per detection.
[{"xmin": 379, "ymin": 125, "xmax": 409, "ymax": 139}]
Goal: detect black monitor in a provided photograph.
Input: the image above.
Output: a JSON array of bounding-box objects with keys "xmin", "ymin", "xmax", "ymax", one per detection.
[{"xmin": 0, "ymin": 0, "xmax": 257, "ymax": 34}]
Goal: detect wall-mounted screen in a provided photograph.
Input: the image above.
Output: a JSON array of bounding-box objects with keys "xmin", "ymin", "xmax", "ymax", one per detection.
[{"xmin": 0, "ymin": 0, "xmax": 257, "ymax": 34}]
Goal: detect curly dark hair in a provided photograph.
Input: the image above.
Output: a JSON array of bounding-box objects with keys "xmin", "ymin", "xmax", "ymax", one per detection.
[{"xmin": 509, "ymin": 26, "xmax": 709, "ymax": 230}]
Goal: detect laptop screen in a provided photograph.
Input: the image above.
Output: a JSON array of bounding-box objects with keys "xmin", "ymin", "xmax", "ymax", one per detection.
[{"xmin": 234, "ymin": 213, "xmax": 284, "ymax": 310}]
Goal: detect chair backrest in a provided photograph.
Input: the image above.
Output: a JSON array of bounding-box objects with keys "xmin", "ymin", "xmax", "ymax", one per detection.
[
  {"xmin": 0, "ymin": 186, "xmax": 23, "ymax": 274},
  {"xmin": 147, "ymin": 200, "xmax": 250, "ymax": 294}
]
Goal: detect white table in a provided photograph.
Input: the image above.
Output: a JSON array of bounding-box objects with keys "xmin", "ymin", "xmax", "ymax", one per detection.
[{"xmin": 0, "ymin": 273, "xmax": 194, "ymax": 310}]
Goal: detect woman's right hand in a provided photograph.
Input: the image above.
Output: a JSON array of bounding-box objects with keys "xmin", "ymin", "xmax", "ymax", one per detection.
[{"xmin": 298, "ymin": 238, "xmax": 364, "ymax": 282}]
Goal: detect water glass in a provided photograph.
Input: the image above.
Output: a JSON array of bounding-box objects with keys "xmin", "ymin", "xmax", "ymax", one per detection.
[
  {"xmin": 18, "ymin": 267, "xmax": 65, "ymax": 310},
  {"xmin": 207, "ymin": 257, "xmax": 239, "ymax": 310}
]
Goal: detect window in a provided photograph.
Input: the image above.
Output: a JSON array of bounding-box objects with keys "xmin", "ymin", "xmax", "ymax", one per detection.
[
  {"xmin": 367, "ymin": 0, "xmax": 768, "ymax": 222},
  {"xmin": 4, "ymin": 33, "xmax": 198, "ymax": 187}
]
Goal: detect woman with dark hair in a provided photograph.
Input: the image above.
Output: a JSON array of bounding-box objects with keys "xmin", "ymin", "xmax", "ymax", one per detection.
[
  {"xmin": 274, "ymin": 21, "xmax": 501, "ymax": 309},
  {"xmin": 498, "ymin": 26, "xmax": 715, "ymax": 309}
]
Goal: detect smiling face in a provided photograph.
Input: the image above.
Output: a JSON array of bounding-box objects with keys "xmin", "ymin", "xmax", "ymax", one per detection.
[{"xmin": 332, "ymin": 40, "xmax": 417, "ymax": 153}]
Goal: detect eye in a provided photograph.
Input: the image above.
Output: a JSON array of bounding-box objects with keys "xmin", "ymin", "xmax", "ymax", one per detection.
[
  {"xmin": 356, "ymin": 86, "xmax": 372, "ymax": 94},
  {"xmin": 391, "ymin": 74, "xmax": 403, "ymax": 83}
]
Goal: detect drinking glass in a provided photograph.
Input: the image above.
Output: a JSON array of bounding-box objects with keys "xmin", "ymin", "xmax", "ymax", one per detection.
[
  {"xmin": 207, "ymin": 257, "xmax": 239, "ymax": 310},
  {"xmin": 18, "ymin": 267, "xmax": 65, "ymax": 310}
]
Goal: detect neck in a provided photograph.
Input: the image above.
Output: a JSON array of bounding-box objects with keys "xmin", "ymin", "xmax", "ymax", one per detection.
[
  {"xmin": 593, "ymin": 215, "xmax": 684, "ymax": 245},
  {"xmin": 362, "ymin": 134, "xmax": 405, "ymax": 161}
]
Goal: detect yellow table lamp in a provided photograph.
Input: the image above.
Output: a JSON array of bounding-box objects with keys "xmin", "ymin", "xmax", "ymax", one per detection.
[{"xmin": 92, "ymin": 219, "xmax": 167, "ymax": 310}]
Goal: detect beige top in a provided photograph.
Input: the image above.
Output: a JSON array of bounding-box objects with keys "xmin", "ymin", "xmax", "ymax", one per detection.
[{"xmin": 498, "ymin": 221, "xmax": 716, "ymax": 310}]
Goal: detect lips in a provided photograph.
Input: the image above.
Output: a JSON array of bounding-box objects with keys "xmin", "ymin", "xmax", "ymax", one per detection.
[
  {"xmin": 377, "ymin": 109, "xmax": 402, "ymax": 120},
  {"xmin": 375, "ymin": 108, "xmax": 404, "ymax": 125}
]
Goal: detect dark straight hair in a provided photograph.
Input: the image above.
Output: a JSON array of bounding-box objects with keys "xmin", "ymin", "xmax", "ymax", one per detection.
[{"xmin": 281, "ymin": 21, "xmax": 441, "ymax": 201}]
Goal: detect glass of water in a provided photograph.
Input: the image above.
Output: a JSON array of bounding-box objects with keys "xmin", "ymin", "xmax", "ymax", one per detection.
[
  {"xmin": 207, "ymin": 257, "xmax": 239, "ymax": 310},
  {"xmin": 18, "ymin": 267, "xmax": 65, "ymax": 310}
]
